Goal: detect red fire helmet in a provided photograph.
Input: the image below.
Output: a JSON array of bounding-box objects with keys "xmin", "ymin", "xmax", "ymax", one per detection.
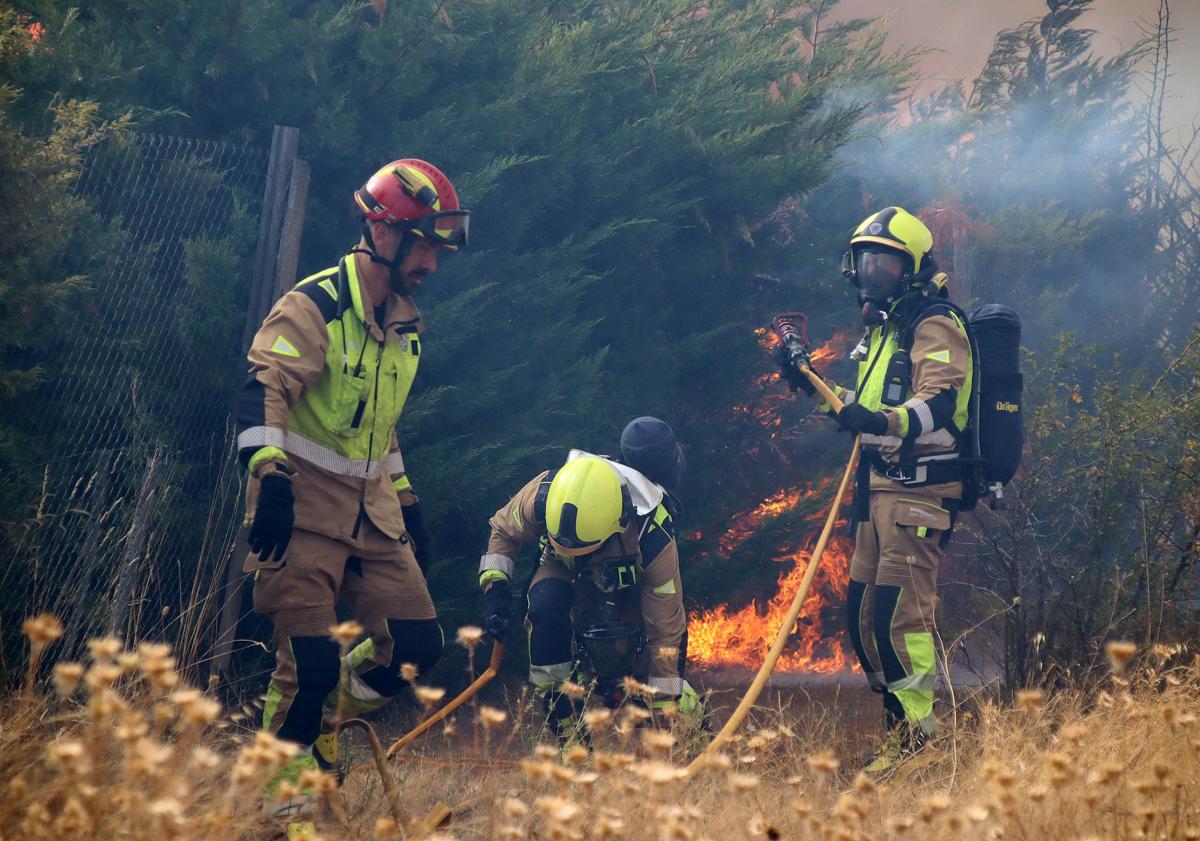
[{"xmin": 353, "ymin": 159, "xmax": 469, "ymax": 250}]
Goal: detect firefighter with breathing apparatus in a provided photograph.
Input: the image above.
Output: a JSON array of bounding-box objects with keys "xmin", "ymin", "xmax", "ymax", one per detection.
[
  {"xmin": 478, "ymin": 418, "xmax": 702, "ymax": 749},
  {"xmin": 235, "ymin": 159, "xmax": 468, "ymax": 835},
  {"xmin": 777, "ymin": 207, "xmax": 970, "ymax": 773}
]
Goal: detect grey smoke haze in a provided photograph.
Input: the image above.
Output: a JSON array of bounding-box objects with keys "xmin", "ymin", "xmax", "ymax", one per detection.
[{"xmin": 836, "ymin": 0, "xmax": 1200, "ymax": 140}]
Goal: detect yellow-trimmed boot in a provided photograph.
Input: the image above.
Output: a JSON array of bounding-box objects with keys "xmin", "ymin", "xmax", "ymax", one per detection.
[{"xmin": 863, "ymin": 729, "xmax": 905, "ymax": 775}]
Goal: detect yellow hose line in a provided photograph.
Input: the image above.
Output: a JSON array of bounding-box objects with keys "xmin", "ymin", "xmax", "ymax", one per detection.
[
  {"xmin": 686, "ymin": 370, "xmax": 855, "ymax": 777},
  {"xmin": 386, "ymin": 641, "xmax": 505, "ymax": 759}
]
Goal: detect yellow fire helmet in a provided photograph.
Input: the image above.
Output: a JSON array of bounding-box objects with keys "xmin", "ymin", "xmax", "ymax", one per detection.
[
  {"xmin": 848, "ymin": 206, "xmax": 934, "ymax": 275},
  {"xmin": 544, "ymin": 456, "xmax": 632, "ymax": 557}
]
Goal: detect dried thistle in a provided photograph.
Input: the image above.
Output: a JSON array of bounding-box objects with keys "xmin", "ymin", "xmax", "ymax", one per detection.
[
  {"xmin": 23, "ymin": 614, "xmax": 63, "ymax": 652},
  {"xmin": 558, "ymin": 680, "xmax": 586, "ymax": 701},
  {"xmin": 535, "ymin": 795, "xmax": 581, "ymax": 823},
  {"xmin": 632, "ymin": 760, "xmax": 684, "ymax": 785},
  {"xmin": 583, "ymin": 708, "xmax": 612, "ymax": 730},
  {"xmin": 478, "ymin": 706, "xmax": 507, "ymax": 728},
  {"xmin": 456, "ymin": 625, "xmax": 484, "ymax": 648},
  {"xmin": 1105, "ymin": 640, "xmax": 1137, "ymax": 673},
  {"xmin": 641, "ymin": 728, "xmax": 675, "ymax": 754},
  {"xmin": 328, "ymin": 620, "xmax": 364, "ymax": 648},
  {"xmin": 52, "ymin": 662, "xmax": 84, "ymax": 696},
  {"xmin": 1016, "ymin": 689, "xmax": 1044, "ymax": 713},
  {"xmin": 414, "ymin": 686, "xmax": 446, "ymax": 708},
  {"xmin": 729, "ymin": 773, "xmax": 760, "ymax": 792},
  {"xmin": 806, "ymin": 749, "xmax": 840, "ymax": 777},
  {"xmin": 503, "ymin": 798, "xmax": 530, "ymax": 818}
]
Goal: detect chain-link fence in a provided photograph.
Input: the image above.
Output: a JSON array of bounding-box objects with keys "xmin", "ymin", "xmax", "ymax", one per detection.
[{"xmin": 1, "ymin": 133, "xmax": 269, "ymax": 670}]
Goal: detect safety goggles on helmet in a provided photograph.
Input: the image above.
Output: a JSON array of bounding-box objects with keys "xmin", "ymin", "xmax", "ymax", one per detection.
[
  {"xmin": 355, "ymin": 158, "xmax": 470, "ymax": 251},
  {"xmin": 404, "ymin": 209, "xmax": 470, "ymax": 250}
]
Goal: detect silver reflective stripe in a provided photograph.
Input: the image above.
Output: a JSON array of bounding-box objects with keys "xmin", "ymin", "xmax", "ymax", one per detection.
[
  {"xmin": 345, "ymin": 668, "xmax": 385, "ymax": 704},
  {"xmin": 903, "ymin": 398, "xmax": 934, "ymax": 435},
  {"xmin": 917, "ymin": 452, "xmax": 959, "ymax": 463},
  {"xmin": 889, "ymin": 671, "xmax": 938, "ymax": 694},
  {"xmin": 381, "ymin": 450, "xmax": 406, "ymax": 477},
  {"xmin": 861, "ymin": 428, "xmax": 956, "ymax": 449},
  {"xmin": 919, "ymin": 429, "xmax": 957, "ymax": 448},
  {"xmin": 479, "ymin": 553, "xmax": 515, "ymax": 577},
  {"xmin": 647, "ymin": 676, "xmax": 683, "ymax": 696},
  {"xmin": 283, "ymin": 431, "xmax": 390, "ymax": 478},
  {"xmin": 237, "ymin": 426, "xmax": 285, "ymax": 450},
  {"xmin": 865, "ymin": 671, "xmax": 886, "ymax": 691},
  {"xmin": 529, "ymin": 661, "xmax": 574, "ymax": 693},
  {"xmin": 238, "ymin": 426, "xmax": 395, "ymax": 479}
]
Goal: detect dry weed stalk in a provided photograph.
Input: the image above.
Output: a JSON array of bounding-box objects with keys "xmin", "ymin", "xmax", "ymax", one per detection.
[{"xmin": 5, "ymin": 623, "xmax": 1199, "ymax": 841}]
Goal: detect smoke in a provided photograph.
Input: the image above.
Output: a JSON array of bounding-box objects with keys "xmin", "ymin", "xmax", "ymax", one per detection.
[
  {"xmin": 835, "ymin": 0, "xmax": 1200, "ymax": 140},
  {"xmin": 802, "ymin": 0, "xmax": 1190, "ymax": 346}
]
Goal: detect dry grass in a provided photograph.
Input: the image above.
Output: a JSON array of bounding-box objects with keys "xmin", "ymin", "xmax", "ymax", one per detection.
[{"xmin": 5, "ymin": 616, "xmax": 1199, "ymax": 840}]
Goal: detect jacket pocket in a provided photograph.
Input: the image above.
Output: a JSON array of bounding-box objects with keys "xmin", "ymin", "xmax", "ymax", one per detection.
[
  {"xmin": 378, "ymin": 338, "xmax": 419, "ymax": 429},
  {"xmin": 328, "ymin": 365, "xmax": 371, "ymax": 436}
]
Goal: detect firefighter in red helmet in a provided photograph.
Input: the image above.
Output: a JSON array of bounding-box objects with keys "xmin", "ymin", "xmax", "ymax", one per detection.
[{"xmin": 235, "ymin": 159, "xmax": 468, "ymax": 835}]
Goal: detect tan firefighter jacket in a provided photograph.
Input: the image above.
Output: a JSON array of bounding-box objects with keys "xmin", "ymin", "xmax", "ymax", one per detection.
[
  {"xmin": 828, "ymin": 310, "xmax": 972, "ymax": 495},
  {"xmin": 236, "ymin": 253, "xmax": 422, "ymax": 542},
  {"xmin": 481, "ymin": 468, "xmax": 688, "ymax": 695}
]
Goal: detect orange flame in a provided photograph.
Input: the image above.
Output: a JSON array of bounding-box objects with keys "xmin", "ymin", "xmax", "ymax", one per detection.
[
  {"xmin": 689, "ymin": 485, "xmax": 854, "ymax": 674},
  {"xmin": 686, "ymin": 326, "xmax": 863, "ymax": 674}
]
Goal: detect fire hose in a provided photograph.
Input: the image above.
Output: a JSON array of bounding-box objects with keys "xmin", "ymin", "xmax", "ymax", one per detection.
[
  {"xmin": 385, "ymin": 641, "xmax": 505, "ymax": 758},
  {"xmin": 325, "ymin": 642, "xmax": 504, "ymax": 837},
  {"xmin": 685, "ymin": 314, "xmax": 859, "ymax": 777},
  {"xmin": 337, "ymin": 717, "xmax": 453, "ymax": 837}
]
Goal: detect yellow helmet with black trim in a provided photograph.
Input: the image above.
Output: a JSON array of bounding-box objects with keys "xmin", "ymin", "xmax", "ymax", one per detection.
[
  {"xmin": 848, "ymin": 207, "xmax": 933, "ymax": 274},
  {"xmin": 545, "ymin": 457, "xmax": 632, "ymax": 557}
]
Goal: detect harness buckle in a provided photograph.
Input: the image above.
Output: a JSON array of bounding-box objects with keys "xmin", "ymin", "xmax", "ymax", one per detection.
[{"xmin": 884, "ymin": 464, "xmax": 913, "ymax": 482}]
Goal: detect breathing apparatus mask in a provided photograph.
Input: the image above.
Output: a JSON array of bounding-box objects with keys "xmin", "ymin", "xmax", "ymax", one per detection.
[
  {"xmin": 579, "ymin": 558, "xmax": 644, "ymax": 707},
  {"xmin": 842, "ymin": 245, "xmax": 944, "ymax": 328}
]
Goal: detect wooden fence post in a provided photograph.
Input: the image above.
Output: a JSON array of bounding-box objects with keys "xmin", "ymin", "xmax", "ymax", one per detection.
[{"xmin": 212, "ymin": 126, "xmax": 308, "ymax": 677}]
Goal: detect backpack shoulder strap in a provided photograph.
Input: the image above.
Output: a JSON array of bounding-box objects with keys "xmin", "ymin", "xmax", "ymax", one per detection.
[
  {"xmin": 533, "ymin": 469, "xmax": 558, "ymax": 524},
  {"xmin": 899, "ymin": 300, "xmax": 969, "ymax": 352}
]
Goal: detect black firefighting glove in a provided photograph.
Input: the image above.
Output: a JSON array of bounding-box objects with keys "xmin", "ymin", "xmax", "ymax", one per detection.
[
  {"xmin": 248, "ymin": 474, "xmax": 294, "ymax": 562},
  {"xmin": 836, "ymin": 403, "xmax": 889, "ymax": 436},
  {"xmin": 482, "ymin": 579, "xmax": 513, "ymax": 642},
  {"xmin": 773, "ymin": 345, "xmax": 817, "ymax": 397},
  {"xmin": 401, "ymin": 502, "xmax": 432, "ymax": 574}
]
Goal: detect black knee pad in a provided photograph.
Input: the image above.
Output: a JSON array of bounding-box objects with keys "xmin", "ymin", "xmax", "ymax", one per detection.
[
  {"xmin": 527, "ymin": 578, "xmax": 574, "ymax": 666},
  {"xmin": 358, "ymin": 619, "xmax": 443, "ymax": 698},
  {"xmin": 845, "ymin": 579, "xmax": 874, "ymax": 676},
  {"xmin": 277, "ymin": 635, "xmax": 340, "ymax": 746},
  {"xmin": 871, "ymin": 584, "xmax": 907, "ymax": 683}
]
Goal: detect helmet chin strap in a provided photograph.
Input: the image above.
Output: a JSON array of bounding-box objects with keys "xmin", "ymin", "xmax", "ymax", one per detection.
[{"xmin": 352, "ymin": 219, "xmax": 416, "ymax": 297}]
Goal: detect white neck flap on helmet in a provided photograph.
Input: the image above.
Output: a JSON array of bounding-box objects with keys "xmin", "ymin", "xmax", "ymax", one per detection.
[{"xmin": 565, "ymin": 449, "xmax": 665, "ymax": 517}]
